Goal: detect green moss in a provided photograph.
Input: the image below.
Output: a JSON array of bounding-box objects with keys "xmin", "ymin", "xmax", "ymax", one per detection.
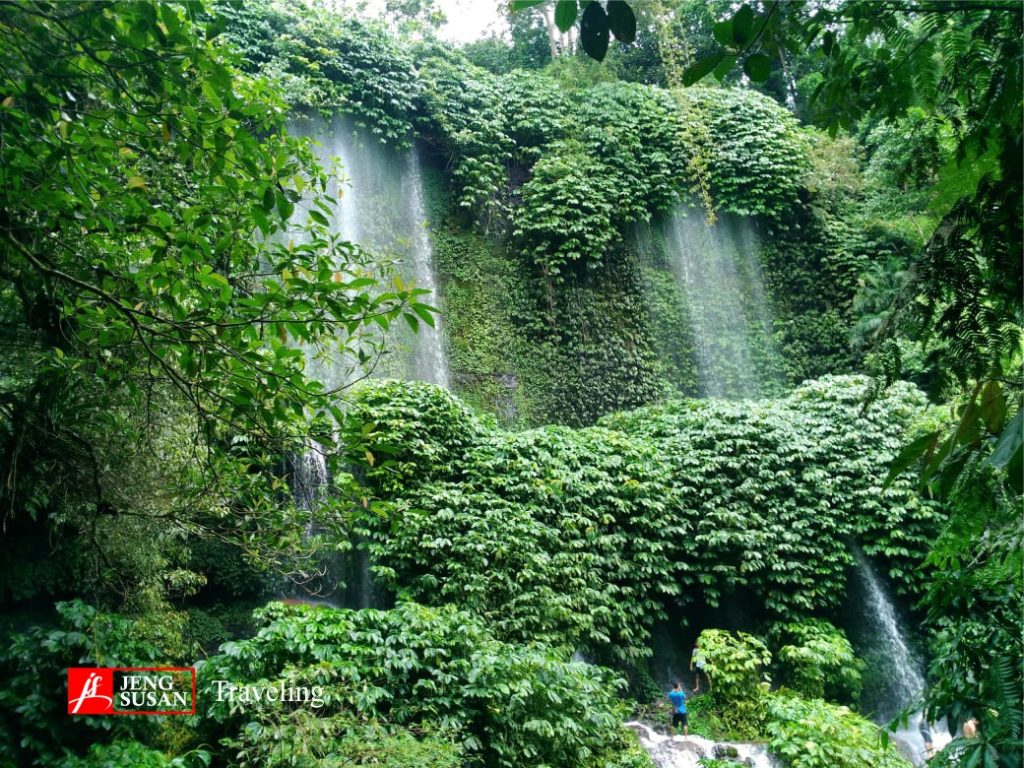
[{"xmin": 424, "ymin": 160, "xmax": 666, "ymax": 427}]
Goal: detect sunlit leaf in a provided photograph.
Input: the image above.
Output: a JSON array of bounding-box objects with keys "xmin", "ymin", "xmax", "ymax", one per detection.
[{"xmin": 554, "ymin": 0, "xmax": 577, "ymax": 33}]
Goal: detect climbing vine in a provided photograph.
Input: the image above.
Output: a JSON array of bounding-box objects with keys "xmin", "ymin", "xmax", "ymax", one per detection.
[
  {"xmin": 342, "ymin": 376, "xmax": 940, "ymax": 665},
  {"xmin": 213, "ymin": 7, "xmax": 851, "ymax": 423},
  {"xmin": 215, "ymin": 0, "xmax": 419, "ymax": 144}
]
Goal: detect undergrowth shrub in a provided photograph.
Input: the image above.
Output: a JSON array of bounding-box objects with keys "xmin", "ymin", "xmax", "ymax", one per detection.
[
  {"xmin": 766, "ymin": 693, "xmax": 911, "ymax": 768},
  {"xmin": 0, "ymin": 601, "xmax": 191, "ymax": 766},
  {"xmin": 198, "ymin": 602, "xmax": 651, "ymax": 768},
  {"xmin": 693, "ymin": 630, "xmax": 771, "ymax": 740},
  {"xmin": 55, "ymin": 741, "xmax": 177, "ymax": 768},
  {"xmin": 771, "ymin": 619, "xmax": 863, "ymax": 704}
]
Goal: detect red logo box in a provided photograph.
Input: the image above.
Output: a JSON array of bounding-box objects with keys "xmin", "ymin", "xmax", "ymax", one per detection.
[{"xmin": 67, "ymin": 667, "xmax": 196, "ymax": 716}]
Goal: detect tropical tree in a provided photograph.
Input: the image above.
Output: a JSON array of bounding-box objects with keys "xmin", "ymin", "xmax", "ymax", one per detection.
[{"xmin": 0, "ymin": 1, "xmax": 430, "ymax": 600}]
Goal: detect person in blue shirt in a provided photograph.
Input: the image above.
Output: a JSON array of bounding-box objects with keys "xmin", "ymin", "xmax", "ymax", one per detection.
[{"xmin": 667, "ymin": 680, "xmax": 688, "ymax": 736}]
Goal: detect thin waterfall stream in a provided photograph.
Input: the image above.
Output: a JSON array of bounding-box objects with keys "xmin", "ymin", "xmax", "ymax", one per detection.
[
  {"xmin": 287, "ymin": 113, "xmax": 449, "ymax": 387},
  {"xmin": 853, "ymin": 551, "xmax": 951, "ymax": 764},
  {"xmin": 629, "ymin": 206, "xmax": 790, "ymax": 765},
  {"xmin": 662, "ymin": 205, "xmax": 781, "ymax": 399},
  {"xmin": 405, "ymin": 150, "xmax": 449, "ymax": 388},
  {"xmin": 281, "ymin": 113, "xmax": 450, "ymax": 607}
]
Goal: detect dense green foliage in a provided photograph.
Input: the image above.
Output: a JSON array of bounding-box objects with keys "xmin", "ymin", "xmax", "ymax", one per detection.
[
  {"xmin": 771, "ymin": 620, "xmax": 863, "ymax": 704},
  {"xmin": 341, "ymin": 376, "xmax": 937, "ymax": 666},
  {"xmin": 415, "ymin": 50, "xmax": 849, "ymax": 423},
  {"xmin": 0, "ymin": 0, "xmax": 429, "ymax": 609},
  {"xmin": 767, "ymin": 693, "xmax": 909, "ymax": 768},
  {"xmin": 201, "ymin": 0, "xmax": 861, "ymax": 428},
  {"xmin": 56, "ymin": 741, "xmax": 185, "ymax": 768},
  {"xmin": 918, "ymin": 464, "xmax": 1023, "ymax": 768},
  {"xmin": 200, "ymin": 602, "xmax": 650, "ymax": 768},
  {"xmin": 425, "ymin": 167, "xmax": 669, "ymax": 426},
  {"xmin": 0, "ymin": 599, "xmax": 650, "ymax": 768},
  {"xmin": 0, "ymin": 601, "xmax": 189, "ymax": 764},
  {"xmin": 682, "ymin": 628, "xmax": 906, "ymax": 765},
  {"xmin": 694, "ymin": 630, "xmax": 771, "ymax": 705},
  {"xmin": 691, "ymin": 630, "xmax": 771, "ymax": 739},
  {"xmin": 695, "ymin": 6, "xmax": 1024, "ymax": 759},
  {"xmin": 2, "ymin": 1, "xmax": 1020, "ymax": 766},
  {"xmin": 215, "ymin": 0, "xmax": 419, "ymax": 143},
  {"xmin": 418, "ymin": 52, "xmax": 809, "ymax": 250}
]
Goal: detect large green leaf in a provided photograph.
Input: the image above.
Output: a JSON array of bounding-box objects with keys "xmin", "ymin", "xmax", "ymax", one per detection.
[
  {"xmin": 509, "ymin": 0, "xmax": 545, "ymax": 11},
  {"xmin": 554, "ymin": 0, "xmax": 578, "ymax": 33},
  {"xmin": 733, "ymin": 4, "xmax": 754, "ymax": 46},
  {"xmin": 987, "ymin": 410, "xmax": 1023, "ymax": 469},
  {"xmin": 606, "ymin": 1, "xmax": 636, "ymax": 43},
  {"xmin": 714, "ymin": 54, "xmax": 739, "ymax": 80},
  {"xmin": 682, "ymin": 53, "xmax": 725, "ymax": 86},
  {"xmin": 884, "ymin": 430, "xmax": 941, "ymax": 487},
  {"xmin": 979, "ymin": 380, "xmax": 1008, "ymax": 434},
  {"xmin": 743, "ymin": 52, "xmax": 773, "ymax": 82},
  {"xmin": 713, "ymin": 19, "xmax": 734, "ymax": 46},
  {"xmin": 579, "ymin": 1, "xmax": 610, "ymax": 61},
  {"xmin": 821, "ymin": 30, "xmax": 835, "ymax": 56}
]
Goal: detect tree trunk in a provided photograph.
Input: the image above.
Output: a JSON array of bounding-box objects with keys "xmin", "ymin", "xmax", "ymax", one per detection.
[{"xmin": 540, "ymin": 5, "xmax": 560, "ymax": 58}]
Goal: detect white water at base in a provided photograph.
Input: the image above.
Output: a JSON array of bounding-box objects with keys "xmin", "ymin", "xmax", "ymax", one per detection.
[
  {"xmin": 854, "ymin": 552, "xmax": 952, "ymax": 765},
  {"xmin": 624, "ymin": 722, "xmax": 775, "ymax": 768}
]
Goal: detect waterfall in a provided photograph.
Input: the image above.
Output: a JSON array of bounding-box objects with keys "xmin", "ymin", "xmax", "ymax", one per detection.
[
  {"xmin": 405, "ymin": 150, "xmax": 449, "ymax": 388},
  {"xmin": 624, "ymin": 722, "xmax": 776, "ymax": 768},
  {"xmin": 288, "ymin": 113, "xmax": 449, "ymax": 387},
  {"xmin": 277, "ymin": 441, "xmax": 335, "ymax": 601},
  {"xmin": 570, "ymin": 649, "xmax": 591, "ymax": 664},
  {"xmin": 662, "ymin": 206, "xmax": 780, "ymax": 399},
  {"xmin": 852, "ymin": 551, "xmax": 951, "ymax": 764},
  {"xmin": 281, "ymin": 437, "xmax": 387, "ymax": 609},
  {"xmin": 854, "ymin": 551, "xmax": 926, "ymax": 708},
  {"xmin": 279, "ymin": 113, "xmax": 449, "ymax": 608},
  {"xmin": 290, "ymin": 440, "xmax": 329, "ymax": 513}
]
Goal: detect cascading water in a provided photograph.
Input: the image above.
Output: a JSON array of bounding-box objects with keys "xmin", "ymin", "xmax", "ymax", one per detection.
[
  {"xmin": 288, "ymin": 113, "xmax": 449, "ymax": 387},
  {"xmin": 662, "ymin": 205, "xmax": 781, "ymax": 399},
  {"xmin": 852, "ymin": 551, "xmax": 951, "ymax": 765},
  {"xmin": 629, "ymin": 208, "xmax": 785, "ymax": 762},
  {"xmin": 281, "ymin": 113, "xmax": 450, "ymax": 608},
  {"xmin": 277, "ymin": 441, "xmax": 333, "ymax": 600},
  {"xmin": 624, "ymin": 722, "xmax": 776, "ymax": 768},
  {"xmin": 404, "ymin": 150, "xmax": 449, "ymax": 388},
  {"xmin": 290, "ymin": 440, "xmax": 329, "ymax": 514}
]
